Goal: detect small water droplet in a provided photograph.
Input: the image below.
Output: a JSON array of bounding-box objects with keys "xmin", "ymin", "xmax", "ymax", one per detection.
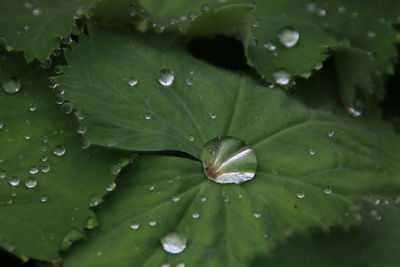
[
  {"xmin": 97, "ymin": 251, "xmax": 103, "ymax": 256},
  {"xmin": 367, "ymin": 31, "xmax": 376, "ymax": 38},
  {"xmin": 308, "ymin": 149, "xmax": 316, "ymax": 155},
  {"xmin": 130, "ymin": 223, "xmax": 139, "ymax": 230},
  {"xmin": 9, "ymin": 176, "xmax": 21, "ymax": 186},
  {"xmin": 185, "ymin": 78, "xmax": 193, "ymax": 86},
  {"xmin": 60, "ymin": 36, "xmax": 72, "ymax": 45},
  {"xmin": 149, "ymin": 184, "xmax": 155, "ymax": 191},
  {"xmin": 177, "ymin": 263, "xmax": 185, "ymax": 267},
  {"xmin": 272, "ymin": 170, "xmax": 279, "ymax": 175},
  {"xmin": 253, "ymin": 213, "xmax": 261, "ymax": 218},
  {"xmin": 158, "ymin": 69, "xmax": 175, "ymax": 87},
  {"xmin": 313, "ymin": 62, "xmax": 323, "ymax": 71},
  {"xmin": 278, "ymin": 26, "xmax": 300, "ymax": 48},
  {"xmin": 53, "ymin": 145, "xmax": 66, "ymax": 156},
  {"xmin": 161, "ymin": 232, "xmax": 187, "ymax": 254},
  {"xmin": 40, "ymin": 196, "xmax": 48, "ymax": 203},
  {"xmin": 32, "ymin": 8, "xmax": 41, "ymax": 16},
  {"xmin": 89, "ymin": 195, "xmax": 102, "ymax": 207},
  {"xmin": 128, "ymin": 77, "xmax": 138, "ymax": 87},
  {"xmin": 29, "ymin": 166, "xmax": 38, "ymax": 174},
  {"xmin": 41, "ymin": 164, "xmax": 50, "ymax": 173},
  {"xmin": 188, "ymin": 135, "xmax": 195, "ymax": 142},
  {"xmin": 149, "ymin": 220, "xmax": 157, "ymax": 226},
  {"xmin": 209, "ymin": 113, "xmax": 217, "ymax": 120},
  {"xmin": 29, "ymin": 104, "xmax": 36, "ymax": 111},
  {"xmin": 297, "ymin": 192, "xmax": 305, "ymax": 199},
  {"xmin": 327, "ymin": 131, "xmax": 334, "ymax": 138},
  {"xmin": 273, "ymin": 69, "xmax": 291, "ymax": 85},
  {"xmin": 252, "ymin": 18, "xmax": 260, "ymax": 27},
  {"xmin": 40, "ymin": 57, "xmax": 52, "ymax": 69},
  {"xmin": 3, "ymin": 78, "xmax": 21, "ymax": 94},
  {"xmin": 347, "ymin": 106, "xmax": 362, "ymax": 117},
  {"xmin": 106, "ymin": 182, "xmax": 116, "ymax": 192},
  {"xmin": 0, "ymin": 170, "xmax": 6, "ymax": 179},
  {"xmin": 337, "ymin": 6, "xmax": 346, "ymax": 14},
  {"xmin": 200, "ymin": 196, "xmax": 207, "ymax": 202},
  {"xmin": 317, "ymin": 9, "xmax": 326, "ymax": 17},
  {"xmin": 192, "ymin": 212, "xmax": 200, "ymax": 219},
  {"xmin": 200, "ymin": 3, "xmax": 210, "ymax": 13},
  {"xmin": 323, "ymin": 186, "xmax": 332, "ymax": 194},
  {"xmin": 76, "ymin": 125, "xmax": 87, "ymax": 135},
  {"xmin": 263, "ymin": 42, "xmax": 277, "ymax": 51},
  {"xmin": 25, "ymin": 178, "xmax": 37, "ymax": 189},
  {"xmin": 62, "ymin": 103, "xmax": 73, "ymax": 114},
  {"xmin": 144, "ymin": 113, "xmax": 152, "ymax": 120},
  {"xmin": 110, "ymin": 165, "xmax": 121, "ymax": 175},
  {"xmin": 172, "ymin": 195, "xmax": 181, "ymax": 202}
]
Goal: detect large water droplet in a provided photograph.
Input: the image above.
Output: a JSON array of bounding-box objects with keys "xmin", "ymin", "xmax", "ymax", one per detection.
[
  {"xmin": 278, "ymin": 26, "xmax": 300, "ymax": 48},
  {"xmin": 53, "ymin": 145, "xmax": 66, "ymax": 156},
  {"xmin": 161, "ymin": 232, "xmax": 187, "ymax": 254},
  {"xmin": 273, "ymin": 70, "xmax": 291, "ymax": 86},
  {"xmin": 158, "ymin": 69, "xmax": 175, "ymax": 87},
  {"xmin": 3, "ymin": 78, "xmax": 21, "ymax": 94},
  {"xmin": 201, "ymin": 137, "xmax": 257, "ymax": 184}
]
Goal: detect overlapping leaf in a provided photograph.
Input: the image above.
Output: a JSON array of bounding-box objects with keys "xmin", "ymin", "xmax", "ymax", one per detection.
[
  {"xmin": 0, "ymin": 49, "xmax": 126, "ymax": 260},
  {"xmin": 56, "ymin": 24, "xmax": 400, "ymax": 266},
  {"xmin": 124, "ymin": 0, "xmax": 400, "ymax": 111},
  {"xmin": 0, "ymin": 0, "xmax": 95, "ymax": 62}
]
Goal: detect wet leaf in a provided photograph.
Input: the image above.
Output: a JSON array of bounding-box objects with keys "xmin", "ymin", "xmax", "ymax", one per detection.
[
  {"xmin": 0, "ymin": 49, "xmax": 125, "ymax": 260},
  {"xmin": 57, "ymin": 25, "xmax": 400, "ymax": 266},
  {"xmin": 0, "ymin": 0, "xmax": 94, "ymax": 62}
]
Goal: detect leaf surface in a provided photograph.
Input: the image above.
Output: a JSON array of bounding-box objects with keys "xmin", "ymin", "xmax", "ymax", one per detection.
[
  {"xmin": 0, "ymin": 49, "xmax": 125, "ymax": 260},
  {"xmin": 58, "ymin": 25, "xmax": 400, "ymax": 266},
  {"xmin": 0, "ymin": 0, "xmax": 94, "ymax": 62}
]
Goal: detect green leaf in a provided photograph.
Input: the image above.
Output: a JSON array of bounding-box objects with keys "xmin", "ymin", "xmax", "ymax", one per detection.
[
  {"xmin": 125, "ymin": 0, "xmax": 399, "ymax": 109},
  {"xmin": 251, "ymin": 205, "xmax": 400, "ymax": 267},
  {"xmin": 0, "ymin": 49, "xmax": 126, "ymax": 260},
  {"xmin": 58, "ymin": 25, "xmax": 400, "ymax": 266},
  {"xmin": 0, "ymin": 0, "xmax": 94, "ymax": 62}
]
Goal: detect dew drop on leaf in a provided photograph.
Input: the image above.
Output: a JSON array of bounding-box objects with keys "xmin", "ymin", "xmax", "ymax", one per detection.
[
  {"xmin": 172, "ymin": 194, "xmax": 181, "ymax": 202},
  {"xmin": 0, "ymin": 170, "xmax": 6, "ymax": 179},
  {"xmin": 201, "ymin": 136, "xmax": 257, "ymax": 184},
  {"xmin": 25, "ymin": 178, "xmax": 37, "ymax": 189},
  {"xmin": 144, "ymin": 113, "xmax": 152, "ymax": 120},
  {"xmin": 32, "ymin": 8, "xmax": 41, "ymax": 16},
  {"xmin": 40, "ymin": 57, "xmax": 52, "ymax": 69},
  {"xmin": 347, "ymin": 106, "xmax": 362, "ymax": 117},
  {"xmin": 200, "ymin": 3, "xmax": 210, "ymax": 13},
  {"xmin": 313, "ymin": 62, "xmax": 323, "ymax": 71},
  {"xmin": 277, "ymin": 26, "xmax": 300, "ymax": 48},
  {"xmin": 200, "ymin": 196, "xmax": 207, "ymax": 202},
  {"xmin": 161, "ymin": 232, "xmax": 187, "ymax": 254},
  {"xmin": 62, "ymin": 103, "xmax": 73, "ymax": 114},
  {"xmin": 40, "ymin": 196, "xmax": 48, "ymax": 203},
  {"xmin": 128, "ymin": 77, "xmax": 138, "ymax": 87},
  {"xmin": 185, "ymin": 78, "xmax": 193, "ymax": 86},
  {"xmin": 106, "ymin": 182, "xmax": 116, "ymax": 192},
  {"xmin": 253, "ymin": 213, "xmax": 261, "ymax": 218},
  {"xmin": 3, "ymin": 78, "xmax": 21, "ymax": 94},
  {"xmin": 130, "ymin": 223, "xmax": 139, "ymax": 230},
  {"xmin": 297, "ymin": 192, "xmax": 305, "ymax": 199},
  {"xmin": 192, "ymin": 212, "xmax": 200, "ymax": 219},
  {"xmin": 328, "ymin": 131, "xmax": 335, "ymax": 138},
  {"xmin": 76, "ymin": 125, "xmax": 87, "ymax": 135},
  {"xmin": 252, "ymin": 18, "xmax": 260, "ymax": 27},
  {"xmin": 29, "ymin": 104, "xmax": 36, "ymax": 111},
  {"xmin": 323, "ymin": 186, "xmax": 332, "ymax": 194},
  {"xmin": 273, "ymin": 69, "xmax": 291, "ymax": 86},
  {"xmin": 41, "ymin": 164, "xmax": 50, "ymax": 173},
  {"xmin": 29, "ymin": 166, "xmax": 39, "ymax": 175},
  {"xmin": 149, "ymin": 220, "xmax": 157, "ymax": 226},
  {"xmin": 263, "ymin": 42, "xmax": 277, "ymax": 51},
  {"xmin": 9, "ymin": 176, "xmax": 20, "ymax": 186},
  {"xmin": 53, "ymin": 145, "xmax": 66, "ymax": 156},
  {"xmin": 188, "ymin": 135, "xmax": 195, "ymax": 142},
  {"xmin": 158, "ymin": 69, "xmax": 175, "ymax": 87},
  {"xmin": 89, "ymin": 195, "xmax": 102, "ymax": 207},
  {"xmin": 308, "ymin": 148, "xmax": 316, "ymax": 155}
]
